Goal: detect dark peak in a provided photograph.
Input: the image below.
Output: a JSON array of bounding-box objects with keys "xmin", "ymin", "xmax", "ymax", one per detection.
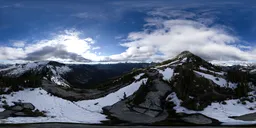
[
  {"xmin": 47, "ymin": 61, "xmax": 65, "ymax": 66},
  {"xmin": 180, "ymin": 50, "xmax": 193, "ymax": 55},
  {"xmin": 176, "ymin": 51, "xmax": 196, "ymax": 59}
]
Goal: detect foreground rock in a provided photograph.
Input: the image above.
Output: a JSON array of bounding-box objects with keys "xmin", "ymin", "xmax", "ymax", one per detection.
[
  {"xmin": 231, "ymin": 112, "xmax": 256, "ymax": 121},
  {"xmin": 0, "ymin": 110, "xmax": 14, "ymax": 119},
  {"xmin": 0, "ymin": 102, "xmax": 45, "ymax": 119},
  {"xmin": 103, "ymin": 69, "xmax": 172, "ymax": 124},
  {"xmin": 181, "ymin": 114, "xmax": 213, "ymax": 125}
]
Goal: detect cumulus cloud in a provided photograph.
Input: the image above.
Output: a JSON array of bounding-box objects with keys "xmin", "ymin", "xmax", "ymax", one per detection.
[
  {"xmin": 12, "ymin": 41, "xmax": 25, "ymax": 47},
  {"xmin": 24, "ymin": 45, "xmax": 90, "ymax": 62},
  {"xmin": 0, "ymin": 30, "xmax": 105, "ymax": 62},
  {"xmin": 109, "ymin": 19, "xmax": 256, "ymax": 62}
]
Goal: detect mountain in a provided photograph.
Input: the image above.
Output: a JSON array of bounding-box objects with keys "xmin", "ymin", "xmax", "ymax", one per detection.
[
  {"xmin": 0, "ymin": 51, "xmax": 255, "ymax": 125},
  {"xmin": 0, "ymin": 61, "xmax": 152, "ymax": 89}
]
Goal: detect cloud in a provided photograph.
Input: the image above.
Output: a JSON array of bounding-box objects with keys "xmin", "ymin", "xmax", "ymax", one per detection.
[
  {"xmin": 92, "ymin": 46, "xmax": 100, "ymax": 50},
  {"xmin": 12, "ymin": 41, "xmax": 25, "ymax": 48},
  {"xmin": 0, "ymin": 30, "xmax": 104, "ymax": 62},
  {"xmin": 24, "ymin": 45, "xmax": 90, "ymax": 62},
  {"xmin": 109, "ymin": 19, "xmax": 256, "ymax": 62}
]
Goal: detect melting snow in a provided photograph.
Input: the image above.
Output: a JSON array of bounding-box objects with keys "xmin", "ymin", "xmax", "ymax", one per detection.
[
  {"xmin": 180, "ymin": 57, "xmax": 187, "ymax": 63},
  {"xmin": 155, "ymin": 60, "xmax": 180, "ymax": 68},
  {"xmin": 6, "ymin": 62, "xmax": 47, "ymax": 76},
  {"xmin": 199, "ymin": 66, "xmax": 225, "ymax": 76},
  {"xmin": 194, "ymin": 71, "xmax": 237, "ymax": 89},
  {"xmin": 55, "ymin": 66, "xmax": 72, "ymax": 75},
  {"xmin": 250, "ymin": 69, "xmax": 256, "ymax": 74},
  {"xmin": 47, "ymin": 65, "xmax": 71, "ymax": 87},
  {"xmin": 75, "ymin": 78, "xmax": 148, "ymax": 113},
  {"xmin": 0, "ymin": 78, "xmax": 148, "ymax": 124},
  {"xmin": 158, "ymin": 68, "xmax": 174, "ymax": 81},
  {"xmin": 134, "ymin": 73, "xmax": 145, "ymax": 80},
  {"xmin": 166, "ymin": 92, "xmax": 256, "ymax": 125}
]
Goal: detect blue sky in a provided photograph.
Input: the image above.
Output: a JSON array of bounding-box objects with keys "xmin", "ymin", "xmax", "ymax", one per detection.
[{"xmin": 0, "ymin": 0, "xmax": 256, "ymax": 63}]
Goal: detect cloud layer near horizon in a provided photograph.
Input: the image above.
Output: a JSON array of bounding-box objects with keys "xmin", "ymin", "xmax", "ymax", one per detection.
[
  {"xmin": 0, "ymin": 19, "xmax": 255, "ymax": 63},
  {"xmin": 0, "ymin": 30, "xmax": 103, "ymax": 62},
  {"xmin": 109, "ymin": 19, "xmax": 256, "ymax": 62},
  {"xmin": 1, "ymin": 1, "xmax": 256, "ymax": 63}
]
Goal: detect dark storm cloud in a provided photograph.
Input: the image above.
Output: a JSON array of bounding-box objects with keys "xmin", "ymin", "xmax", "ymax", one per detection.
[{"xmin": 24, "ymin": 46, "xmax": 91, "ymax": 62}]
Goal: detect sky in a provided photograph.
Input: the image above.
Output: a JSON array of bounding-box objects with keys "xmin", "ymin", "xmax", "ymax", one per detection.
[{"xmin": 0, "ymin": 0, "xmax": 256, "ymax": 63}]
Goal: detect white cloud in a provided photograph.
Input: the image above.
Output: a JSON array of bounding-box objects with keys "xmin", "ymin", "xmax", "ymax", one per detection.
[
  {"xmin": 0, "ymin": 47, "xmax": 25, "ymax": 60},
  {"xmin": 12, "ymin": 41, "xmax": 25, "ymax": 47},
  {"xmin": 92, "ymin": 46, "xmax": 101, "ymax": 50},
  {"xmin": 109, "ymin": 19, "xmax": 256, "ymax": 62},
  {"xmin": 0, "ymin": 30, "xmax": 105, "ymax": 62}
]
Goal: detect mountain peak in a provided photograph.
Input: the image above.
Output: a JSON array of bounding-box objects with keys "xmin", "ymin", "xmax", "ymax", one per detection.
[{"xmin": 176, "ymin": 51, "xmax": 196, "ymax": 59}]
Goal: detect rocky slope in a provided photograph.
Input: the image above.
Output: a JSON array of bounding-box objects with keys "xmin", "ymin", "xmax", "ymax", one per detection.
[
  {"xmin": 0, "ymin": 51, "xmax": 255, "ymax": 125},
  {"xmin": 0, "ymin": 61, "xmax": 151, "ymax": 90}
]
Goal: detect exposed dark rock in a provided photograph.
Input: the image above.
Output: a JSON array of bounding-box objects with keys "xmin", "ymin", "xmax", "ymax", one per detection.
[
  {"xmin": 231, "ymin": 112, "xmax": 256, "ymax": 121},
  {"xmin": 14, "ymin": 112, "xmax": 26, "ymax": 116},
  {"xmin": 0, "ymin": 110, "xmax": 14, "ymax": 119},
  {"xmin": 22, "ymin": 103, "xmax": 35, "ymax": 110},
  {"xmin": 11, "ymin": 106, "xmax": 23, "ymax": 111},
  {"xmin": 181, "ymin": 114, "xmax": 213, "ymax": 125},
  {"xmin": 103, "ymin": 70, "xmax": 172, "ymax": 124}
]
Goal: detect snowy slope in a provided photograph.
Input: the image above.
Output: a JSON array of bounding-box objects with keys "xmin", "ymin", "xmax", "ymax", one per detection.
[
  {"xmin": 194, "ymin": 71, "xmax": 237, "ymax": 89},
  {"xmin": 0, "ymin": 74, "xmax": 147, "ymax": 124},
  {"xmin": 166, "ymin": 92, "xmax": 256, "ymax": 125},
  {"xmin": 0, "ymin": 61, "xmax": 72, "ymax": 87},
  {"xmin": 158, "ymin": 68, "xmax": 174, "ymax": 81}
]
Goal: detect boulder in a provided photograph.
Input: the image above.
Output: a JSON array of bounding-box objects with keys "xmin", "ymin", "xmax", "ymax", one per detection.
[
  {"xmin": 14, "ymin": 112, "xmax": 26, "ymax": 116},
  {"xmin": 181, "ymin": 114, "xmax": 213, "ymax": 125},
  {"xmin": 0, "ymin": 110, "xmax": 14, "ymax": 119},
  {"xmin": 22, "ymin": 103, "xmax": 35, "ymax": 110},
  {"xmin": 11, "ymin": 106, "xmax": 23, "ymax": 111}
]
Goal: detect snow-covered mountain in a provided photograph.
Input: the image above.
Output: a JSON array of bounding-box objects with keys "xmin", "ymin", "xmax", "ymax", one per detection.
[
  {"xmin": 0, "ymin": 51, "xmax": 255, "ymax": 126},
  {"xmin": 0, "ymin": 61, "xmax": 151, "ymax": 89},
  {"xmin": 0, "ymin": 61, "xmax": 72, "ymax": 87}
]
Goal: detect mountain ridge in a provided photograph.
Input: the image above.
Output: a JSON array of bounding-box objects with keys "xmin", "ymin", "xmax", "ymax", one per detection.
[{"xmin": 0, "ymin": 51, "xmax": 255, "ymax": 125}]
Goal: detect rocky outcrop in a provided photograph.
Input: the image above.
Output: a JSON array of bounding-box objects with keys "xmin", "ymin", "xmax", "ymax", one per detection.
[
  {"xmin": 0, "ymin": 102, "xmax": 45, "ymax": 119},
  {"xmin": 181, "ymin": 114, "xmax": 213, "ymax": 125},
  {"xmin": 23, "ymin": 103, "xmax": 35, "ymax": 110},
  {"xmin": 231, "ymin": 112, "xmax": 256, "ymax": 121},
  {"xmin": 0, "ymin": 110, "xmax": 14, "ymax": 119},
  {"xmin": 103, "ymin": 69, "xmax": 172, "ymax": 124},
  {"xmin": 11, "ymin": 106, "xmax": 23, "ymax": 111}
]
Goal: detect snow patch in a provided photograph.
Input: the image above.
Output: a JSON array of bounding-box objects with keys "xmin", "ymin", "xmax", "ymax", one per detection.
[
  {"xmin": 180, "ymin": 57, "xmax": 187, "ymax": 63},
  {"xmin": 55, "ymin": 66, "xmax": 72, "ymax": 75},
  {"xmin": 194, "ymin": 71, "xmax": 237, "ymax": 89},
  {"xmin": 155, "ymin": 60, "xmax": 179, "ymax": 68},
  {"xmin": 199, "ymin": 66, "xmax": 225, "ymax": 76},
  {"xmin": 0, "ymin": 78, "xmax": 148, "ymax": 124},
  {"xmin": 166, "ymin": 92, "xmax": 256, "ymax": 125},
  {"xmin": 158, "ymin": 68, "xmax": 174, "ymax": 81},
  {"xmin": 76, "ymin": 78, "xmax": 148, "ymax": 113},
  {"xmin": 134, "ymin": 73, "xmax": 145, "ymax": 80},
  {"xmin": 5, "ymin": 62, "xmax": 47, "ymax": 76}
]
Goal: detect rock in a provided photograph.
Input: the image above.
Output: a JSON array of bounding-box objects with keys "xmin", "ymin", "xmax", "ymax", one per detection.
[
  {"xmin": 231, "ymin": 112, "xmax": 256, "ymax": 121},
  {"xmin": 107, "ymin": 100, "xmax": 169, "ymax": 123},
  {"xmin": 22, "ymin": 103, "xmax": 35, "ymax": 110},
  {"xmin": 103, "ymin": 74, "xmax": 172, "ymax": 124},
  {"xmin": 0, "ymin": 110, "xmax": 14, "ymax": 119},
  {"xmin": 11, "ymin": 106, "xmax": 23, "ymax": 111},
  {"xmin": 181, "ymin": 114, "xmax": 213, "ymax": 125},
  {"xmin": 14, "ymin": 112, "xmax": 26, "ymax": 116}
]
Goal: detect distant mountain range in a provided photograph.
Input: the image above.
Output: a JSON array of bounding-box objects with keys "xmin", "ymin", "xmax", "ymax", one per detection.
[{"xmin": 0, "ymin": 51, "xmax": 255, "ymax": 126}]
